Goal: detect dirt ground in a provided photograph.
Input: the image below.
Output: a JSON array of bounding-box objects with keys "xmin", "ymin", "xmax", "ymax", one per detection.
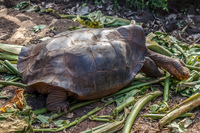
[{"xmin": 0, "ymin": 1, "xmax": 200, "ymax": 133}]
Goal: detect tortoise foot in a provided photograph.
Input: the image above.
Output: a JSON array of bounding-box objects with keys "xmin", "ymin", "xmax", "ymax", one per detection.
[{"xmin": 47, "ymin": 101, "xmax": 69, "ymax": 113}]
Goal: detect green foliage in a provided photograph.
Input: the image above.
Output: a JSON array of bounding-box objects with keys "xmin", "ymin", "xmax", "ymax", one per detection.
[{"xmin": 112, "ymin": 0, "xmax": 168, "ymax": 12}]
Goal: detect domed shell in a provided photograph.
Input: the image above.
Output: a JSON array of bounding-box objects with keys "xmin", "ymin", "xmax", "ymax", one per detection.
[{"xmin": 17, "ymin": 25, "xmax": 147, "ymax": 100}]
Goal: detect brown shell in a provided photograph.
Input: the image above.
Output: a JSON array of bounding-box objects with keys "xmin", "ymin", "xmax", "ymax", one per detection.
[{"xmin": 17, "ymin": 25, "xmax": 147, "ymax": 100}]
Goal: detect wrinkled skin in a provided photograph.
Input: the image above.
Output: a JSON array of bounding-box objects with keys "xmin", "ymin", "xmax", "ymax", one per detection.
[{"xmin": 17, "ymin": 24, "xmax": 190, "ymax": 113}]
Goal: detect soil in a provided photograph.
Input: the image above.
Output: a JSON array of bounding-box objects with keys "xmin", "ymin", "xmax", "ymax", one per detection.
[{"xmin": 0, "ymin": 0, "xmax": 200, "ymax": 133}]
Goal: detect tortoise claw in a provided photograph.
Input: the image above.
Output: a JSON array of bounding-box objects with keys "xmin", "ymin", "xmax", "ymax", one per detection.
[{"xmin": 47, "ymin": 101, "xmax": 69, "ymax": 113}]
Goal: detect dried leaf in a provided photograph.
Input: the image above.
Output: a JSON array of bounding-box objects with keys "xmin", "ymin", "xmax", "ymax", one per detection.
[{"xmin": 0, "ymin": 89, "xmax": 25, "ymax": 113}]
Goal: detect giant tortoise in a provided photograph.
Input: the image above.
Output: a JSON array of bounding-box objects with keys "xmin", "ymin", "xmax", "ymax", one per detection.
[{"xmin": 17, "ymin": 24, "xmax": 190, "ymax": 113}]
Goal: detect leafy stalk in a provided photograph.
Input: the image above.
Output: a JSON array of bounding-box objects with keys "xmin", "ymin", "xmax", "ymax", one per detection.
[
  {"xmin": 122, "ymin": 91, "xmax": 163, "ymax": 133},
  {"xmin": 159, "ymin": 93, "xmax": 200, "ymax": 128}
]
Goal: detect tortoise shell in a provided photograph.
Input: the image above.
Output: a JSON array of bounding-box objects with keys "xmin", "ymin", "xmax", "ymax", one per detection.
[{"xmin": 17, "ymin": 25, "xmax": 147, "ymax": 100}]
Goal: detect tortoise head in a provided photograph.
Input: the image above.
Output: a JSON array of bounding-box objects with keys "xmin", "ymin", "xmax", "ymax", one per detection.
[{"xmin": 169, "ymin": 59, "xmax": 190, "ymax": 80}]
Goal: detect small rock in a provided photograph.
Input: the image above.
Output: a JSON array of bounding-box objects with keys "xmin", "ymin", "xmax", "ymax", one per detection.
[{"xmin": 66, "ymin": 113, "xmax": 74, "ymax": 119}]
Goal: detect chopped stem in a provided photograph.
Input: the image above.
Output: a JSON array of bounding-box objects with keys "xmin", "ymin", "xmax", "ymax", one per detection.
[
  {"xmin": 33, "ymin": 107, "xmax": 102, "ymax": 132},
  {"xmin": 186, "ymin": 65, "xmax": 200, "ymax": 71},
  {"xmin": 159, "ymin": 93, "xmax": 200, "ymax": 128},
  {"xmin": 178, "ymin": 80, "xmax": 200, "ymax": 89},
  {"xmin": 0, "ymin": 52, "xmax": 18, "ymax": 61},
  {"xmin": 4, "ymin": 60, "xmax": 21, "ymax": 77},
  {"xmin": 107, "ymin": 77, "xmax": 165, "ymax": 98},
  {"xmin": 142, "ymin": 113, "xmax": 194, "ymax": 119},
  {"xmin": 174, "ymin": 44, "xmax": 188, "ymax": 63},
  {"xmin": 112, "ymin": 97, "xmax": 136, "ymax": 115},
  {"xmin": 0, "ymin": 95, "xmax": 11, "ymax": 99},
  {"xmin": 0, "ymin": 65, "xmax": 8, "ymax": 73},
  {"xmin": 163, "ymin": 72, "xmax": 170, "ymax": 102},
  {"xmin": 0, "ymin": 77, "xmax": 20, "ymax": 88},
  {"xmin": 122, "ymin": 91, "xmax": 162, "ymax": 133}
]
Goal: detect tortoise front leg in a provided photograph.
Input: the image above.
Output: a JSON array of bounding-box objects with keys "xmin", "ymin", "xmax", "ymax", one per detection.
[
  {"xmin": 146, "ymin": 49, "xmax": 190, "ymax": 80},
  {"xmin": 140, "ymin": 57, "xmax": 164, "ymax": 77},
  {"xmin": 46, "ymin": 88, "xmax": 69, "ymax": 113}
]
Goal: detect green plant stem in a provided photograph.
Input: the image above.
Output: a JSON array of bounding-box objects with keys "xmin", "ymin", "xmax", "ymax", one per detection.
[
  {"xmin": 0, "ymin": 60, "xmax": 15, "ymax": 74},
  {"xmin": 185, "ymin": 70, "xmax": 199, "ymax": 82},
  {"xmin": 0, "ymin": 80, "xmax": 27, "ymax": 88},
  {"xmin": 0, "ymin": 52, "xmax": 18, "ymax": 61},
  {"xmin": 112, "ymin": 97, "xmax": 136, "ymax": 115},
  {"xmin": 0, "ymin": 65, "xmax": 8, "ymax": 73},
  {"xmin": 33, "ymin": 108, "xmax": 48, "ymax": 115},
  {"xmin": 174, "ymin": 44, "xmax": 188, "ymax": 63},
  {"xmin": 107, "ymin": 77, "xmax": 165, "ymax": 98},
  {"xmin": 142, "ymin": 113, "xmax": 194, "ymax": 119},
  {"xmin": 0, "ymin": 43, "xmax": 22, "ymax": 55},
  {"xmin": 0, "ymin": 95, "xmax": 11, "ymax": 99},
  {"xmin": 122, "ymin": 91, "xmax": 163, "ymax": 133},
  {"xmin": 163, "ymin": 72, "xmax": 170, "ymax": 102},
  {"xmin": 178, "ymin": 80, "xmax": 200, "ymax": 89},
  {"xmin": 0, "ymin": 77, "xmax": 20, "ymax": 88},
  {"xmin": 177, "ymin": 71, "xmax": 199, "ymax": 91},
  {"xmin": 88, "ymin": 120, "xmax": 124, "ymax": 133},
  {"xmin": 186, "ymin": 65, "xmax": 200, "ymax": 71},
  {"xmin": 33, "ymin": 107, "xmax": 102, "ymax": 132},
  {"xmin": 159, "ymin": 93, "xmax": 200, "ymax": 128},
  {"xmin": 4, "ymin": 60, "xmax": 21, "ymax": 76},
  {"xmin": 89, "ymin": 117, "xmax": 110, "ymax": 122}
]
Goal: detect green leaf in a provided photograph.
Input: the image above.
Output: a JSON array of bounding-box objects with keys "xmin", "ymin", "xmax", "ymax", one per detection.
[
  {"xmin": 33, "ymin": 25, "xmax": 46, "ymax": 33},
  {"xmin": 14, "ymin": 1, "xmax": 30, "ymax": 10},
  {"xmin": 53, "ymin": 119, "xmax": 70, "ymax": 127},
  {"xmin": 36, "ymin": 115, "xmax": 51, "ymax": 124}
]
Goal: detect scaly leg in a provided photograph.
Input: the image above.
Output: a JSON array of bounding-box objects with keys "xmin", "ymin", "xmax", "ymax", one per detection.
[{"xmin": 46, "ymin": 88, "xmax": 69, "ymax": 113}]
